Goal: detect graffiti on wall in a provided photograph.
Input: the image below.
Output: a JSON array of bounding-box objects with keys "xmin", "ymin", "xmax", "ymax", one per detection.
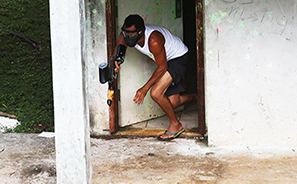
[{"xmin": 208, "ymin": 0, "xmax": 296, "ymax": 37}]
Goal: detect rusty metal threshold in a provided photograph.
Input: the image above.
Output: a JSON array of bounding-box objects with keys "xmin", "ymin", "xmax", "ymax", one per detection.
[
  {"xmin": 92, "ymin": 128, "xmax": 207, "ymax": 145},
  {"xmin": 113, "ymin": 127, "xmax": 204, "ymax": 138}
]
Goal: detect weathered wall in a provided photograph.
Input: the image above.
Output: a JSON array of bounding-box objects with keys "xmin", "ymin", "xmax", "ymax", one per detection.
[
  {"xmin": 85, "ymin": 0, "xmax": 110, "ymax": 135},
  {"xmin": 205, "ymin": 0, "xmax": 297, "ymax": 146}
]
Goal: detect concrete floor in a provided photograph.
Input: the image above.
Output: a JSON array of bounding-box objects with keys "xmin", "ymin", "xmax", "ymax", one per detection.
[
  {"xmin": 1, "ymin": 108, "xmax": 297, "ymax": 183},
  {"xmin": 1, "ymin": 133, "xmax": 297, "ymax": 184}
]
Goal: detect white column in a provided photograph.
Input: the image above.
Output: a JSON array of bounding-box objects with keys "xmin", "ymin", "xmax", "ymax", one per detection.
[{"xmin": 50, "ymin": 0, "xmax": 91, "ymax": 183}]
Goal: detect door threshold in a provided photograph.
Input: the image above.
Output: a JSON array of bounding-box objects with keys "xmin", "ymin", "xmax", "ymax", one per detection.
[
  {"xmin": 92, "ymin": 128, "xmax": 207, "ymax": 145},
  {"xmin": 114, "ymin": 127, "xmax": 204, "ymax": 138}
]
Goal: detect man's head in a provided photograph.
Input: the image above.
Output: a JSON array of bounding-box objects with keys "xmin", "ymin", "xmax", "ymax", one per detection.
[{"xmin": 121, "ymin": 14, "xmax": 145, "ymax": 47}]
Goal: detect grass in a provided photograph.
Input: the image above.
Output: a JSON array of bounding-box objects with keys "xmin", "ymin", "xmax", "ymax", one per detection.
[{"xmin": 0, "ymin": 0, "xmax": 53, "ymax": 133}]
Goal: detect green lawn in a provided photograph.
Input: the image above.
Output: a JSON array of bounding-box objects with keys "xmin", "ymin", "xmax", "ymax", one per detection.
[{"xmin": 0, "ymin": 0, "xmax": 54, "ymax": 133}]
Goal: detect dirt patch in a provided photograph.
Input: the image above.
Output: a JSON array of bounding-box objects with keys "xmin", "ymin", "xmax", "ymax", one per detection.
[
  {"xmin": 91, "ymin": 137, "xmax": 222, "ymax": 183},
  {"xmin": 220, "ymin": 155, "xmax": 297, "ymax": 184},
  {"xmin": 93, "ymin": 154, "xmax": 224, "ymax": 183},
  {"xmin": 0, "ymin": 133, "xmax": 56, "ymax": 184},
  {"xmin": 22, "ymin": 163, "xmax": 56, "ymax": 178}
]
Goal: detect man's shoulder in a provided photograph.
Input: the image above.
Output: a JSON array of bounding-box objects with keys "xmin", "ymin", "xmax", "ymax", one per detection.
[
  {"xmin": 145, "ymin": 24, "xmax": 163, "ymax": 30},
  {"xmin": 145, "ymin": 24, "xmax": 164, "ymax": 39},
  {"xmin": 148, "ymin": 31, "xmax": 165, "ymax": 50}
]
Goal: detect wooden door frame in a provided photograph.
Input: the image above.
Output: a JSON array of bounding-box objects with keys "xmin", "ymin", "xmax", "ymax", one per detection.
[
  {"xmin": 105, "ymin": 0, "xmax": 118, "ymax": 134},
  {"xmin": 195, "ymin": 0, "xmax": 206, "ymax": 135},
  {"xmin": 105, "ymin": 0, "xmax": 206, "ymax": 135}
]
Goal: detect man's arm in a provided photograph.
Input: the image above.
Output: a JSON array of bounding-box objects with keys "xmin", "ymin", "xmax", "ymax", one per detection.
[{"xmin": 133, "ymin": 31, "xmax": 167, "ymax": 105}]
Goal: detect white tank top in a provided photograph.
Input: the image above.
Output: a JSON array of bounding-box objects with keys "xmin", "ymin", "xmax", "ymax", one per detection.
[{"xmin": 134, "ymin": 24, "xmax": 188, "ymax": 61}]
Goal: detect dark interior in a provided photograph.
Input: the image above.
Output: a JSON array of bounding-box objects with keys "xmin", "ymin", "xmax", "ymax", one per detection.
[{"xmin": 183, "ymin": 0, "xmax": 198, "ymax": 94}]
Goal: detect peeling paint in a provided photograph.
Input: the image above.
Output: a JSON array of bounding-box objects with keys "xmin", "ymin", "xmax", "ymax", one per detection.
[
  {"xmin": 251, "ymin": 28, "xmax": 259, "ymax": 36},
  {"xmin": 238, "ymin": 20, "xmax": 244, "ymax": 27},
  {"xmin": 267, "ymin": 11, "xmax": 273, "ymax": 17},
  {"xmin": 209, "ymin": 13, "xmax": 222, "ymax": 24},
  {"xmin": 97, "ymin": 20, "xmax": 102, "ymax": 26}
]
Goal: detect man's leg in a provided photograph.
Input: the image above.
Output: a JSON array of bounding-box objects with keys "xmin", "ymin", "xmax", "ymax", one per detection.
[
  {"xmin": 168, "ymin": 93, "xmax": 198, "ymax": 109},
  {"xmin": 150, "ymin": 71, "xmax": 183, "ymax": 139}
]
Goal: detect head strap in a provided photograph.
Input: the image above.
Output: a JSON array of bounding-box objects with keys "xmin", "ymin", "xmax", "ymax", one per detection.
[{"xmin": 121, "ymin": 26, "xmax": 144, "ymax": 33}]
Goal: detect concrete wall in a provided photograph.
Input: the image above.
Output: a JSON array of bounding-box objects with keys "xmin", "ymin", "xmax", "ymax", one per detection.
[
  {"xmin": 205, "ymin": 0, "xmax": 297, "ymax": 147},
  {"xmin": 50, "ymin": 0, "xmax": 92, "ymax": 182},
  {"xmin": 84, "ymin": 0, "xmax": 110, "ymax": 136}
]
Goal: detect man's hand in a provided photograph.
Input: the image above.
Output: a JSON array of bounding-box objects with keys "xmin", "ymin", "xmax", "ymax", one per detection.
[
  {"xmin": 133, "ymin": 87, "xmax": 148, "ymax": 105},
  {"xmin": 114, "ymin": 61, "xmax": 119, "ymax": 73}
]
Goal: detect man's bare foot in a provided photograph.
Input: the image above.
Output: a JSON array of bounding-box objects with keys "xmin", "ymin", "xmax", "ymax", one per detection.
[{"xmin": 158, "ymin": 123, "xmax": 184, "ymax": 139}]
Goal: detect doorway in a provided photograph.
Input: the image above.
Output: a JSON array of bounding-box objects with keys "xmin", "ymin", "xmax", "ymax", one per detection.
[{"xmin": 106, "ymin": 0, "xmax": 206, "ymax": 136}]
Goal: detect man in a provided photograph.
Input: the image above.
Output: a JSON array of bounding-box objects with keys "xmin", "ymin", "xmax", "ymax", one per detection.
[{"xmin": 113, "ymin": 14, "xmax": 197, "ymax": 141}]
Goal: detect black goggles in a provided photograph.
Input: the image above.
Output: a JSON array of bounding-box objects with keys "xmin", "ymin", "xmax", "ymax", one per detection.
[{"xmin": 121, "ymin": 26, "xmax": 143, "ymax": 37}]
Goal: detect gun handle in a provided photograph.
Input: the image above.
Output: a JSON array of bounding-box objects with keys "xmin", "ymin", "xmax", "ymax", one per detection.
[{"xmin": 107, "ymin": 89, "xmax": 114, "ymax": 106}]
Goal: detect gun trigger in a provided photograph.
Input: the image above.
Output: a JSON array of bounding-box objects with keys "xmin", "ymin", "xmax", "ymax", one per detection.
[{"xmin": 113, "ymin": 73, "xmax": 117, "ymax": 79}]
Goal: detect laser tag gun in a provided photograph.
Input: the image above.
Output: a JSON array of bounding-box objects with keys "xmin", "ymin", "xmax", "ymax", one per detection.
[{"xmin": 99, "ymin": 44, "xmax": 126, "ymax": 106}]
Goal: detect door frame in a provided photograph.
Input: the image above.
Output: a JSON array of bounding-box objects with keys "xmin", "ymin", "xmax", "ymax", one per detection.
[
  {"xmin": 105, "ymin": 0, "xmax": 206, "ymax": 135},
  {"xmin": 195, "ymin": 0, "xmax": 206, "ymax": 135},
  {"xmin": 105, "ymin": 0, "xmax": 118, "ymax": 133}
]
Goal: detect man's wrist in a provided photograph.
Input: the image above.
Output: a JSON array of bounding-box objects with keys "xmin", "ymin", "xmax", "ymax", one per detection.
[{"xmin": 142, "ymin": 85, "xmax": 150, "ymax": 92}]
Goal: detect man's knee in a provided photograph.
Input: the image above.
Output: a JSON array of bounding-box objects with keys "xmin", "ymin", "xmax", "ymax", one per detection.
[
  {"xmin": 150, "ymin": 86, "xmax": 160, "ymax": 102},
  {"xmin": 150, "ymin": 72, "xmax": 172, "ymax": 102},
  {"xmin": 168, "ymin": 94, "xmax": 180, "ymax": 109}
]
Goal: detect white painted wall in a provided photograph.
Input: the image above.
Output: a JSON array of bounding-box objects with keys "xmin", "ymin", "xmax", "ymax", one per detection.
[
  {"xmin": 205, "ymin": 0, "xmax": 297, "ymax": 146},
  {"xmin": 50, "ymin": 0, "xmax": 92, "ymax": 183}
]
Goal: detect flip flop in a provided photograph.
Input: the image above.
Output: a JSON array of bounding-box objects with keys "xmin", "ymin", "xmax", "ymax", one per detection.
[{"xmin": 157, "ymin": 128, "xmax": 185, "ymax": 141}]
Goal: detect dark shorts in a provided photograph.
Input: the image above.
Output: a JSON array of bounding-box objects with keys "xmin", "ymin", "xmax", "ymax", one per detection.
[{"xmin": 165, "ymin": 52, "xmax": 190, "ymax": 97}]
